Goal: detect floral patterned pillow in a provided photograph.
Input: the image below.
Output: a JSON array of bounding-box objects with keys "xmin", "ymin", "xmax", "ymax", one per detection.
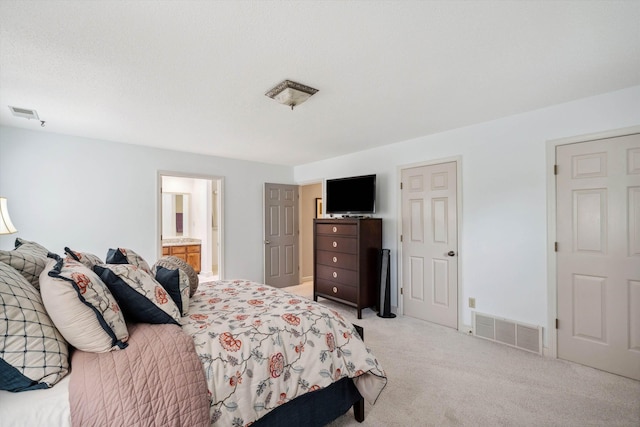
[
  {"xmin": 94, "ymin": 264, "xmax": 181, "ymax": 325},
  {"xmin": 153, "ymin": 266, "xmax": 190, "ymax": 316},
  {"xmin": 64, "ymin": 247, "xmax": 103, "ymax": 269},
  {"xmin": 40, "ymin": 258, "xmax": 129, "ymax": 352},
  {"xmin": 153, "ymin": 256, "xmax": 199, "ymax": 297},
  {"xmin": 105, "ymin": 248, "xmax": 152, "ymax": 275}
]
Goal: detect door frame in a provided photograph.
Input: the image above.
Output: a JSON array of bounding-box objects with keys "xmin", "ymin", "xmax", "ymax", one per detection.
[
  {"xmin": 396, "ymin": 156, "xmax": 464, "ymax": 331},
  {"xmin": 298, "ymin": 180, "xmax": 324, "ymax": 284},
  {"xmin": 157, "ymin": 171, "xmax": 225, "ymax": 279},
  {"xmin": 545, "ymin": 125, "xmax": 640, "ymax": 358}
]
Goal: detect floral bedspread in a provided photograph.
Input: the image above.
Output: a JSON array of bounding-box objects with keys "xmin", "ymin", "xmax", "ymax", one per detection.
[{"xmin": 180, "ymin": 280, "xmax": 387, "ymax": 426}]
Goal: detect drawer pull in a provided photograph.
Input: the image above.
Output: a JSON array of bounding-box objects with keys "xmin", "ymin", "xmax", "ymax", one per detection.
[
  {"xmin": 332, "ymin": 286, "xmax": 338, "ymax": 294},
  {"xmin": 332, "ymin": 241, "xmax": 338, "ymax": 248},
  {"xmin": 332, "ymin": 271, "xmax": 338, "ymax": 278},
  {"xmin": 332, "ymin": 256, "xmax": 338, "ymax": 263},
  {"xmin": 332, "ymin": 226, "xmax": 337, "ymax": 233}
]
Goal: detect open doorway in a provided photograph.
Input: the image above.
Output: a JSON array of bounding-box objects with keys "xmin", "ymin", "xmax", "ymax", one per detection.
[
  {"xmin": 158, "ymin": 172, "xmax": 223, "ymax": 281},
  {"xmin": 299, "ymin": 182, "xmax": 322, "ymax": 283}
]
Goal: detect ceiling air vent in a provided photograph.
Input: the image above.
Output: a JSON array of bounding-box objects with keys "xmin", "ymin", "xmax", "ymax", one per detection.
[{"xmin": 9, "ymin": 106, "xmax": 39, "ymax": 120}]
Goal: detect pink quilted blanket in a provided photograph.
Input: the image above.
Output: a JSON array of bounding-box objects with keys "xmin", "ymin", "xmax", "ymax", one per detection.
[{"xmin": 69, "ymin": 323, "xmax": 210, "ymax": 427}]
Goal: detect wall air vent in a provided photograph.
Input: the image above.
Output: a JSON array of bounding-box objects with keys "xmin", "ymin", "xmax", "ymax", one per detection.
[
  {"xmin": 472, "ymin": 311, "xmax": 542, "ymax": 354},
  {"xmin": 8, "ymin": 106, "xmax": 39, "ymax": 120}
]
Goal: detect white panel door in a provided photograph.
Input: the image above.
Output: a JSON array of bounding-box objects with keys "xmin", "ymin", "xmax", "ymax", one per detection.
[
  {"xmin": 557, "ymin": 133, "xmax": 640, "ymax": 380},
  {"xmin": 402, "ymin": 162, "xmax": 458, "ymax": 328},
  {"xmin": 264, "ymin": 183, "xmax": 299, "ymax": 288}
]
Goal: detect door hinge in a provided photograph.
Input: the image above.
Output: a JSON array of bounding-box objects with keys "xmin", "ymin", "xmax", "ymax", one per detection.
[
  {"xmin": 400, "ymin": 235, "xmax": 403, "ymax": 242},
  {"xmin": 554, "ymin": 242, "xmax": 558, "ymax": 252},
  {"xmin": 555, "ymin": 318, "xmax": 559, "ymax": 329},
  {"xmin": 554, "ymin": 165, "xmax": 558, "ymax": 175},
  {"xmin": 400, "ymin": 182, "xmax": 403, "ymax": 190},
  {"xmin": 400, "ymin": 287, "xmax": 403, "ymax": 295}
]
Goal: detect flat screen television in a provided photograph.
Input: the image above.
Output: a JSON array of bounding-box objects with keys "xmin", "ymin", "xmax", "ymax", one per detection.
[{"xmin": 325, "ymin": 174, "xmax": 376, "ymax": 215}]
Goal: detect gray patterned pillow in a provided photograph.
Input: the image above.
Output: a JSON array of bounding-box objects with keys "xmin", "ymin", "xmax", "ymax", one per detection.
[
  {"xmin": 0, "ymin": 239, "xmax": 51, "ymax": 289},
  {"xmin": 0, "ymin": 261, "xmax": 69, "ymax": 392}
]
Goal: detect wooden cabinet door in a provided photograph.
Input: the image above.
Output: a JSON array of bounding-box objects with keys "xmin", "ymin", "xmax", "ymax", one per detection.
[{"xmin": 186, "ymin": 247, "xmax": 201, "ymax": 273}]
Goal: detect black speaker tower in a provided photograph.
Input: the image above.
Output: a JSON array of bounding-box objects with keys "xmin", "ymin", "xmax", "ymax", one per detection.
[{"xmin": 377, "ymin": 249, "xmax": 395, "ymax": 318}]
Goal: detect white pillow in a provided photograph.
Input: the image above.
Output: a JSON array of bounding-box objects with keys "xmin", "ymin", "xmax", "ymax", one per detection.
[{"xmin": 40, "ymin": 259, "xmax": 128, "ymax": 352}]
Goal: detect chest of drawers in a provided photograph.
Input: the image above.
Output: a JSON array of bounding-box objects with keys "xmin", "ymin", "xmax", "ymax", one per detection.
[{"xmin": 313, "ymin": 218, "xmax": 382, "ymax": 319}]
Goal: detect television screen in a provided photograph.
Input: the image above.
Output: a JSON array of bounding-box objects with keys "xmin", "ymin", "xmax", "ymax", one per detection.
[{"xmin": 325, "ymin": 174, "xmax": 376, "ymax": 215}]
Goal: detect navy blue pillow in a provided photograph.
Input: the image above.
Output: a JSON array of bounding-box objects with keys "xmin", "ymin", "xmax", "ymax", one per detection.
[
  {"xmin": 154, "ymin": 266, "xmax": 183, "ymax": 313},
  {"xmin": 0, "ymin": 359, "xmax": 50, "ymax": 392},
  {"xmin": 93, "ymin": 265, "xmax": 179, "ymax": 325},
  {"xmin": 105, "ymin": 248, "xmax": 128, "ymax": 264}
]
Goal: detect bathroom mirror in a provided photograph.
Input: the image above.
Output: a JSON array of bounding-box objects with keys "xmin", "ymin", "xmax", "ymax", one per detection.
[{"xmin": 162, "ymin": 193, "xmax": 190, "ymax": 238}]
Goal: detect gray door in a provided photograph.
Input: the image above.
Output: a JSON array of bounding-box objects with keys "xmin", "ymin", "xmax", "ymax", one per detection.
[
  {"xmin": 264, "ymin": 183, "xmax": 299, "ymax": 288},
  {"xmin": 556, "ymin": 133, "xmax": 640, "ymax": 380}
]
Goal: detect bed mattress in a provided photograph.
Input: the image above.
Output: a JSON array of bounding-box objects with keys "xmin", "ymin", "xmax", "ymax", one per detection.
[{"xmin": 0, "ymin": 376, "xmax": 71, "ymax": 427}]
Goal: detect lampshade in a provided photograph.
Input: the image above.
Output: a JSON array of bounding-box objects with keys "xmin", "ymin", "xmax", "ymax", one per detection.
[
  {"xmin": 0, "ymin": 197, "xmax": 17, "ymax": 234},
  {"xmin": 265, "ymin": 80, "xmax": 318, "ymax": 110}
]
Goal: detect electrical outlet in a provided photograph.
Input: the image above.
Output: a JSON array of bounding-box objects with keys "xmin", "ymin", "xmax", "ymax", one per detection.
[{"xmin": 469, "ymin": 297, "xmax": 476, "ymax": 309}]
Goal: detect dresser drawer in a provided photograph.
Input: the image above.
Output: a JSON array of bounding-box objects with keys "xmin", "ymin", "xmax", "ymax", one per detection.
[
  {"xmin": 316, "ymin": 223, "xmax": 357, "ymax": 236},
  {"xmin": 316, "ymin": 235, "xmax": 357, "ymax": 254},
  {"xmin": 316, "ymin": 250, "xmax": 357, "ymax": 270},
  {"xmin": 316, "ymin": 264, "xmax": 358, "ymax": 286},
  {"xmin": 170, "ymin": 245, "xmax": 186, "ymax": 254},
  {"xmin": 315, "ymin": 279, "xmax": 357, "ymax": 303}
]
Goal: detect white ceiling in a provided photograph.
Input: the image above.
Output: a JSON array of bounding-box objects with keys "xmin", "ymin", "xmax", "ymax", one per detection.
[{"xmin": 1, "ymin": 1, "xmax": 639, "ymax": 166}]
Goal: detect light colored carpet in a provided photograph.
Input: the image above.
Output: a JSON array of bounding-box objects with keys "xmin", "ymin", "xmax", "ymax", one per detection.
[{"xmin": 284, "ymin": 282, "xmax": 640, "ymax": 427}]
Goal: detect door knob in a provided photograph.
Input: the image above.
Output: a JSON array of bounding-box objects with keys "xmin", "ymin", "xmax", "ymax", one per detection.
[
  {"xmin": 447, "ymin": 251, "xmax": 456, "ymax": 257},
  {"xmin": 264, "ymin": 240, "xmax": 270, "ymax": 244}
]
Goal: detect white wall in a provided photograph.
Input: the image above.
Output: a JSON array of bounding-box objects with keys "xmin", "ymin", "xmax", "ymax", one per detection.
[
  {"xmin": 294, "ymin": 85, "xmax": 640, "ymax": 332},
  {"xmin": 2, "ymin": 86, "xmax": 638, "ymax": 336},
  {"xmin": 0, "ymin": 127, "xmax": 293, "ymax": 282}
]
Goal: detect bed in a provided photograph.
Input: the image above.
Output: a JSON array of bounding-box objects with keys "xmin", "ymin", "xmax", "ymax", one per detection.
[{"xmin": 0, "ymin": 241, "xmax": 387, "ymax": 427}]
